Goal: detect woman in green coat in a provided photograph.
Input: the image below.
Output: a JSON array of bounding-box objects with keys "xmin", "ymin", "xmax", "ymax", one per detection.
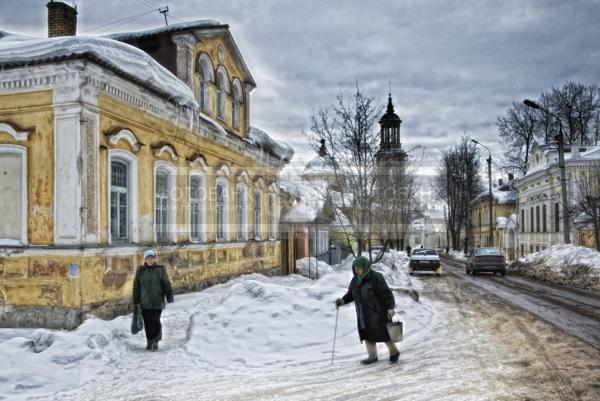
[{"xmin": 133, "ymin": 250, "xmax": 174, "ymax": 351}]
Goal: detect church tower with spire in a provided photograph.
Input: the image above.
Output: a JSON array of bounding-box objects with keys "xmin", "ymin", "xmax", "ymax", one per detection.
[{"xmin": 376, "ymin": 93, "xmax": 407, "ymax": 186}]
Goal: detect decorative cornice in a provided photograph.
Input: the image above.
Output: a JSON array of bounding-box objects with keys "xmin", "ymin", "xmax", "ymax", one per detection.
[
  {"xmin": 105, "ymin": 128, "xmax": 140, "ymax": 152},
  {"xmin": 216, "ymin": 163, "xmax": 231, "ymax": 177},
  {"xmin": 0, "ymin": 122, "xmax": 30, "ymax": 141},
  {"xmin": 152, "ymin": 143, "xmax": 178, "ymax": 161},
  {"xmin": 188, "ymin": 153, "xmax": 209, "ymax": 172},
  {"xmin": 236, "ymin": 170, "xmax": 249, "ymax": 183}
]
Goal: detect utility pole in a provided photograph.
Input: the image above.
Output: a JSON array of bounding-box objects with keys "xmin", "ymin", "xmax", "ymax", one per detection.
[
  {"xmin": 472, "ymin": 139, "xmax": 494, "ymax": 247},
  {"xmin": 159, "ymin": 7, "xmax": 169, "ymax": 26}
]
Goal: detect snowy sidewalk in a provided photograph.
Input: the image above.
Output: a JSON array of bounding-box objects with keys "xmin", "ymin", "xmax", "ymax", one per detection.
[{"xmin": 0, "ymin": 251, "xmax": 425, "ymax": 400}]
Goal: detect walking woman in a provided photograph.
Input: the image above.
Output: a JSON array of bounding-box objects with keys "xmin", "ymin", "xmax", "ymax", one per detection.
[
  {"xmin": 335, "ymin": 256, "xmax": 400, "ymax": 364},
  {"xmin": 133, "ymin": 250, "xmax": 174, "ymax": 351}
]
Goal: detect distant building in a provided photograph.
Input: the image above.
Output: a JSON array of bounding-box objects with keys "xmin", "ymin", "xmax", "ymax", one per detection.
[
  {"xmin": 469, "ymin": 175, "xmax": 517, "ymax": 257},
  {"xmin": 515, "ymin": 142, "xmax": 600, "ymax": 256}
]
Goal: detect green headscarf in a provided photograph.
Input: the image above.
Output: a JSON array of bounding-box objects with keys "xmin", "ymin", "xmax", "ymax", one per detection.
[{"xmin": 352, "ymin": 256, "xmax": 372, "ymax": 285}]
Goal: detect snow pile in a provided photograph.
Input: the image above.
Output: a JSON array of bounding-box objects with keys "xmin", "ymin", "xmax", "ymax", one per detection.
[
  {"xmin": 510, "ymin": 244, "xmax": 600, "ymax": 294},
  {"xmin": 0, "ymin": 251, "xmax": 426, "ymax": 400},
  {"xmin": 248, "ymin": 127, "xmax": 294, "ymax": 162},
  {"xmin": 0, "ymin": 31, "xmax": 198, "ymax": 109},
  {"xmin": 448, "ymin": 250, "xmax": 467, "ymax": 261},
  {"xmin": 296, "ymin": 256, "xmax": 336, "ymax": 277}
]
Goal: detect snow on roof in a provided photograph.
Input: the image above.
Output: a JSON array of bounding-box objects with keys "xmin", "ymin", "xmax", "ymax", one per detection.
[
  {"xmin": 525, "ymin": 143, "xmax": 600, "ymax": 177},
  {"xmin": 107, "ymin": 19, "xmax": 223, "ymax": 41},
  {"xmin": 496, "ymin": 216, "xmax": 508, "ymax": 229},
  {"xmin": 0, "ymin": 30, "xmax": 198, "ymax": 109},
  {"xmin": 302, "ymin": 154, "xmax": 336, "ymax": 177},
  {"xmin": 248, "ymin": 127, "xmax": 294, "ymax": 162},
  {"xmin": 471, "ymin": 181, "xmax": 517, "ymax": 205}
]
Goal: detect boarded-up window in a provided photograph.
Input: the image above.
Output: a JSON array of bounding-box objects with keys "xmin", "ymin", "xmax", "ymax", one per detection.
[{"xmin": 0, "ymin": 152, "xmax": 23, "ymax": 242}]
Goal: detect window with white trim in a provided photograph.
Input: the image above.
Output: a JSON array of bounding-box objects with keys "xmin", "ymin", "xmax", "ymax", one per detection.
[
  {"xmin": 216, "ymin": 178, "xmax": 229, "ymax": 241},
  {"xmin": 199, "ymin": 66, "xmax": 210, "ymax": 112},
  {"xmin": 190, "ymin": 174, "xmax": 206, "ymax": 242},
  {"xmin": 0, "ymin": 145, "xmax": 27, "ymax": 246},
  {"xmin": 254, "ymin": 189, "xmax": 262, "ymax": 240},
  {"xmin": 268, "ymin": 193, "xmax": 277, "ymax": 240},
  {"xmin": 236, "ymin": 184, "xmax": 248, "ymax": 241},
  {"xmin": 232, "ymin": 80, "xmax": 242, "ymax": 130},
  {"xmin": 217, "ymin": 72, "xmax": 226, "ymax": 120},
  {"xmin": 110, "ymin": 160, "xmax": 129, "ymax": 241},
  {"xmin": 156, "ymin": 171, "xmax": 170, "ymax": 241}
]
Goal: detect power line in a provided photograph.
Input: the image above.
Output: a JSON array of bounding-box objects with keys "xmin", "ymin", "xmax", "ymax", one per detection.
[
  {"xmin": 135, "ymin": 0, "xmax": 188, "ymax": 24},
  {"xmin": 82, "ymin": 9, "xmax": 158, "ymax": 34}
]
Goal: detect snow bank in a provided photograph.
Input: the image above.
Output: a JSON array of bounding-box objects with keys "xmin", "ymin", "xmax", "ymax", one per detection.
[
  {"xmin": 0, "ymin": 251, "xmax": 425, "ymax": 399},
  {"xmin": 448, "ymin": 250, "xmax": 467, "ymax": 261},
  {"xmin": 510, "ymin": 244, "xmax": 600, "ymax": 294},
  {"xmin": 296, "ymin": 257, "xmax": 336, "ymax": 277}
]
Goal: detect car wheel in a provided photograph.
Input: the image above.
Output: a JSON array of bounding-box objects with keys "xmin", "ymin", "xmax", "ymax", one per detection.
[
  {"xmin": 500, "ymin": 270, "xmax": 506, "ymax": 277},
  {"xmin": 472, "ymin": 269, "xmax": 476, "ymax": 276}
]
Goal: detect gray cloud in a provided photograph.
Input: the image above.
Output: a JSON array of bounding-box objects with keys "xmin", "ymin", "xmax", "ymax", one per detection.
[{"xmin": 1, "ymin": 0, "xmax": 599, "ymax": 170}]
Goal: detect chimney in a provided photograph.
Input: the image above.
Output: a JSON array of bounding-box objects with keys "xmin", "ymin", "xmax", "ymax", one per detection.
[
  {"xmin": 47, "ymin": 1, "xmax": 77, "ymax": 37},
  {"xmin": 498, "ymin": 178, "xmax": 503, "ymax": 187},
  {"xmin": 508, "ymin": 173, "xmax": 514, "ymax": 181}
]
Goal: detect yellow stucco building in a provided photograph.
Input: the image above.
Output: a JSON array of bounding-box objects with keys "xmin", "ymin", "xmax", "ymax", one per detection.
[
  {"xmin": 469, "ymin": 177, "xmax": 517, "ymax": 257},
  {"xmin": 0, "ymin": 3, "xmax": 292, "ymax": 328}
]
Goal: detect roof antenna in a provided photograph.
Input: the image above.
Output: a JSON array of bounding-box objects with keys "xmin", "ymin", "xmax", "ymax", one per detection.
[{"xmin": 159, "ymin": 6, "xmax": 169, "ymax": 26}]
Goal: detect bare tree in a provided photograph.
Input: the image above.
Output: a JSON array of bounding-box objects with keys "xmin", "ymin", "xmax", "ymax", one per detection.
[
  {"xmin": 497, "ymin": 102, "xmax": 538, "ymax": 175},
  {"xmin": 499, "ymin": 81, "xmax": 600, "ymax": 173},
  {"xmin": 574, "ymin": 163, "xmax": 600, "ymax": 251},
  {"xmin": 307, "ymin": 85, "xmax": 381, "ymax": 259},
  {"xmin": 436, "ymin": 135, "xmax": 483, "ymax": 251}
]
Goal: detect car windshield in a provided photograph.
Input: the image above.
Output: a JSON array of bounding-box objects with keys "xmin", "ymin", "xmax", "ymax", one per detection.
[
  {"xmin": 474, "ymin": 247, "xmax": 502, "ymax": 256},
  {"xmin": 412, "ymin": 249, "xmax": 437, "ymax": 256}
]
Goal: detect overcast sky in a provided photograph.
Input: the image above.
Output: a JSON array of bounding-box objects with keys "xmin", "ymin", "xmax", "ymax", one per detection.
[{"xmin": 1, "ymin": 0, "xmax": 599, "ymax": 175}]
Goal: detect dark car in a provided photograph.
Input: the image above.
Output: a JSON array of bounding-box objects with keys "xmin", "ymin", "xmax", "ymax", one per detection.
[{"xmin": 465, "ymin": 247, "xmax": 506, "ymax": 276}]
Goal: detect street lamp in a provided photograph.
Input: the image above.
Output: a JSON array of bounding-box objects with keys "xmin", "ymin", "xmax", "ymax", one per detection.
[
  {"xmin": 523, "ymin": 99, "xmax": 570, "ymax": 244},
  {"xmin": 471, "ymin": 139, "xmax": 494, "ymax": 247}
]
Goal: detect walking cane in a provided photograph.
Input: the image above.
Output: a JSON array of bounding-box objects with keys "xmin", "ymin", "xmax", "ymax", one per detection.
[{"xmin": 331, "ymin": 307, "xmax": 339, "ymax": 367}]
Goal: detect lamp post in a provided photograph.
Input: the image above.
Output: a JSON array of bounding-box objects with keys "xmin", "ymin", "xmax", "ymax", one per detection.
[
  {"xmin": 471, "ymin": 139, "xmax": 494, "ymax": 247},
  {"xmin": 523, "ymin": 99, "xmax": 570, "ymax": 244}
]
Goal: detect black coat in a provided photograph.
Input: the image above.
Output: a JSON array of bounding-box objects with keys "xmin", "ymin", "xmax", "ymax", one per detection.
[
  {"xmin": 133, "ymin": 264, "xmax": 174, "ymax": 310},
  {"xmin": 342, "ymin": 269, "xmax": 395, "ymax": 343}
]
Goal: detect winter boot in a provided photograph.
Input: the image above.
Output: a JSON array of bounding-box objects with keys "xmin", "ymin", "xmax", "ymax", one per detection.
[
  {"xmin": 389, "ymin": 351, "xmax": 400, "ymax": 363},
  {"xmin": 360, "ymin": 357, "xmax": 378, "ymax": 365},
  {"xmin": 146, "ymin": 341, "xmax": 151, "ymax": 351},
  {"xmin": 151, "ymin": 342, "xmax": 159, "ymax": 352}
]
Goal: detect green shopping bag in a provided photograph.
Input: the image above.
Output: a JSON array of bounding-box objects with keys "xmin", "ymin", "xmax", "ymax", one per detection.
[{"xmin": 131, "ymin": 304, "xmax": 144, "ymax": 335}]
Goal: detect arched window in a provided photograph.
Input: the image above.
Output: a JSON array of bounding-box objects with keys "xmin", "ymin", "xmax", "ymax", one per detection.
[
  {"xmin": 232, "ymin": 79, "xmax": 243, "ymax": 130},
  {"xmin": 155, "ymin": 162, "xmax": 176, "ymax": 242},
  {"xmin": 197, "ymin": 53, "xmax": 214, "ymax": 112},
  {"xmin": 254, "ymin": 189, "xmax": 262, "ymax": 240},
  {"xmin": 189, "ymin": 173, "xmax": 206, "ymax": 242},
  {"xmin": 0, "ymin": 145, "xmax": 27, "ymax": 246},
  {"xmin": 216, "ymin": 67, "xmax": 230, "ymax": 121},
  {"xmin": 216, "ymin": 177, "xmax": 229, "ymax": 241},
  {"xmin": 236, "ymin": 183, "xmax": 248, "ymax": 241}
]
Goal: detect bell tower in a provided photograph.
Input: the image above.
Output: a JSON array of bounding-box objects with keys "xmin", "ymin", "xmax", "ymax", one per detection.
[{"xmin": 379, "ymin": 93, "xmax": 402, "ymax": 150}]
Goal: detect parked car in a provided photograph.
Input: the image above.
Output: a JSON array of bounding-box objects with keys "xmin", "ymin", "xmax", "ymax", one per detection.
[
  {"xmin": 465, "ymin": 247, "xmax": 506, "ymax": 276},
  {"xmin": 408, "ymin": 248, "xmax": 442, "ymax": 276}
]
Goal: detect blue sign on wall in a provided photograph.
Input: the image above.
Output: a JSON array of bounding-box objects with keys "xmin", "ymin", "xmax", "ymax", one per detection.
[{"xmin": 69, "ymin": 263, "xmax": 78, "ymax": 278}]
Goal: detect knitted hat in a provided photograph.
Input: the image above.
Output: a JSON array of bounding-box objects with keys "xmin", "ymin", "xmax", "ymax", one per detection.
[{"xmin": 143, "ymin": 249, "xmax": 157, "ymax": 260}]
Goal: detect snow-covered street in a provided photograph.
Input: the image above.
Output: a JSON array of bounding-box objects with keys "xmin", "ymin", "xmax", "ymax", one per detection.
[{"xmin": 1, "ymin": 252, "xmax": 599, "ymax": 401}]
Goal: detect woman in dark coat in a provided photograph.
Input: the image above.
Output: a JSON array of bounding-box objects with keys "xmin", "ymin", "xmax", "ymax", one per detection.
[
  {"xmin": 133, "ymin": 249, "xmax": 174, "ymax": 351},
  {"xmin": 335, "ymin": 256, "xmax": 399, "ymax": 364}
]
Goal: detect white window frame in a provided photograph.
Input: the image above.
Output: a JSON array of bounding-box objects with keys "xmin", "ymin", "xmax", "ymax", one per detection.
[
  {"xmin": 0, "ymin": 144, "xmax": 27, "ymax": 246},
  {"xmin": 232, "ymin": 79, "xmax": 243, "ymax": 130},
  {"xmin": 198, "ymin": 53, "xmax": 214, "ymax": 112},
  {"xmin": 236, "ymin": 183, "xmax": 248, "ymax": 241},
  {"xmin": 268, "ymin": 192, "xmax": 277, "ymax": 240},
  {"xmin": 108, "ymin": 150, "xmax": 138, "ymax": 244},
  {"xmin": 254, "ymin": 189, "xmax": 262, "ymax": 240},
  {"xmin": 154, "ymin": 161, "xmax": 177, "ymax": 243},
  {"xmin": 189, "ymin": 171, "xmax": 206, "ymax": 242},
  {"xmin": 215, "ymin": 176, "xmax": 229, "ymax": 241}
]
